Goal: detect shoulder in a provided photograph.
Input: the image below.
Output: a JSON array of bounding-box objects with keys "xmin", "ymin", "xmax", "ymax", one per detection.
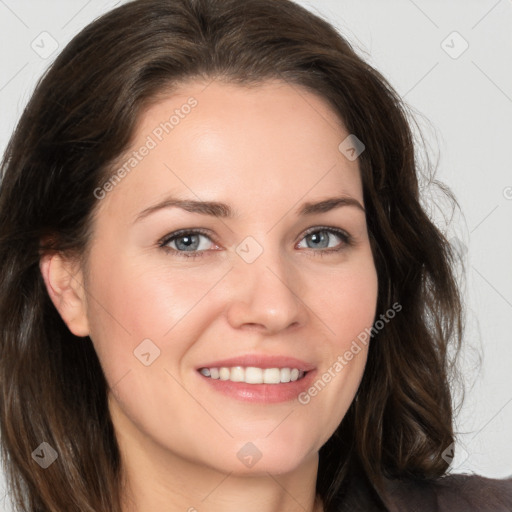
[{"xmin": 379, "ymin": 473, "xmax": 512, "ymax": 512}]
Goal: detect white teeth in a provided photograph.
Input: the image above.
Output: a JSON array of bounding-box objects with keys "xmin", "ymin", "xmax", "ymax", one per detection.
[
  {"xmin": 245, "ymin": 366, "xmax": 263, "ymax": 384},
  {"xmin": 219, "ymin": 367, "xmax": 230, "ymax": 381},
  {"xmin": 199, "ymin": 366, "xmax": 306, "ymax": 384},
  {"xmin": 263, "ymin": 368, "xmax": 281, "ymax": 384},
  {"xmin": 230, "ymin": 366, "xmax": 245, "ymax": 382}
]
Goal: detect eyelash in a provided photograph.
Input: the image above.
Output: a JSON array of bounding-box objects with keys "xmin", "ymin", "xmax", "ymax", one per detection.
[{"xmin": 157, "ymin": 226, "xmax": 353, "ymax": 259}]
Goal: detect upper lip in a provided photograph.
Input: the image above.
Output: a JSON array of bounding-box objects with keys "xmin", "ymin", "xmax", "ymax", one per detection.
[{"xmin": 196, "ymin": 354, "xmax": 316, "ymax": 372}]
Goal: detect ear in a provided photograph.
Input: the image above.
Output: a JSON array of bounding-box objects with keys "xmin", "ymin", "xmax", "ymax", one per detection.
[{"xmin": 39, "ymin": 253, "xmax": 90, "ymax": 337}]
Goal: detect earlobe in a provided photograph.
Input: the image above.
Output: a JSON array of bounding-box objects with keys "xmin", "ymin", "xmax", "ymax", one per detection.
[{"xmin": 39, "ymin": 253, "xmax": 90, "ymax": 337}]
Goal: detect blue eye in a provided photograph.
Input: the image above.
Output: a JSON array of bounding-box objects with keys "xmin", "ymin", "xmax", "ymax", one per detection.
[
  {"xmin": 158, "ymin": 226, "xmax": 352, "ymax": 259},
  {"xmin": 159, "ymin": 229, "xmax": 215, "ymax": 258},
  {"xmin": 297, "ymin": 228, "xmax": 350, "ymax": 251}
]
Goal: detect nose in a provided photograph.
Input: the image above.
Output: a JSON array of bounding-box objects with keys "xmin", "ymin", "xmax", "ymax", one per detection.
[{"xmin": 225, "ymin": 250, "xmax": 307, "ymax": 335}]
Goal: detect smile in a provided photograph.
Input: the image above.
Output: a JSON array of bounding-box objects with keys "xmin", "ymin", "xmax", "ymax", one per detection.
[{"xmin": 198, "ymin": 366, "xmax": 307, "ymax": 384}]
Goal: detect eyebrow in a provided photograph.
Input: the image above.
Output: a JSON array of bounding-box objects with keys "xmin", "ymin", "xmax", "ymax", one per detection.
[{"xmin": 133, "ymin": 195, "xmax": 365, "ymax": 223}]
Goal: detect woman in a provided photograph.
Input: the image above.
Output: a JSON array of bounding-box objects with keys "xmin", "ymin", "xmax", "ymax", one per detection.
[{"xmin": 0, "ymin": 0, "xmax": 510, "ymax": 511}]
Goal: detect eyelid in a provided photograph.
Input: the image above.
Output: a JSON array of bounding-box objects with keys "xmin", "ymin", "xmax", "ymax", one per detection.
[
  {"xmin": 297, "ymin": 225, "xmax": 351, "ymax": 244},
  {"xmin": 157, "ymin": 227, "xmax": 216, "ymax": 246}
]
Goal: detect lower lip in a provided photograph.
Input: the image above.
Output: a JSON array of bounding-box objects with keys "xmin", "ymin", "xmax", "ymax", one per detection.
[{"xmin": 197, "ymin": 370, "xmax": 317, "ymax": 403}]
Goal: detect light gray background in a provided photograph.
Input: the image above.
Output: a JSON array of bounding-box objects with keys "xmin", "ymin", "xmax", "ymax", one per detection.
[{"xmin": 1, "ymin": 0, "xmax": 511, "ymax": 507}]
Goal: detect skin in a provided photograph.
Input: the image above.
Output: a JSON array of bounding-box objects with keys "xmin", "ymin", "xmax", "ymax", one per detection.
[{"xmin": 40, "ymin": 79, "xmax": 378, "ymax": 512}]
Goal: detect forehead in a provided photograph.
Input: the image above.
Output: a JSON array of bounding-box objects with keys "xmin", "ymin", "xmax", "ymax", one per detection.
[{"xmin": 96, "ymin": 79, "xmax": 363, "ymax": 220}]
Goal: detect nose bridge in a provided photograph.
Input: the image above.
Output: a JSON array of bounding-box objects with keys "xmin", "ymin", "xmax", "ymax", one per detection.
[{"xmin": 225, "ymin": 238, "xmax": 304, "ymax": 332}]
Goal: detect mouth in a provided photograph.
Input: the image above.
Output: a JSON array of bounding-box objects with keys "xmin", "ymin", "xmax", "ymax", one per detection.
[
  {"xmin": 195, "ymin": 355, "xmax": 316, "ymax": 403},
  {"xmin": 198, "ymin": 366, "xmax": 308, "ymax": 384}
]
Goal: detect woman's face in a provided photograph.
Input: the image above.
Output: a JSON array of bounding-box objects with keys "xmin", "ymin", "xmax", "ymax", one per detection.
[{"xmin": 71, "ymin": 79, "xmax": 378, "ymax": 475}]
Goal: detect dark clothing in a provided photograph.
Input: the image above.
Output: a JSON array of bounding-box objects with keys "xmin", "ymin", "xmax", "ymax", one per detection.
[{"xmin": 337, "ymin": 473, "xmax": 512, "ymax": 511}]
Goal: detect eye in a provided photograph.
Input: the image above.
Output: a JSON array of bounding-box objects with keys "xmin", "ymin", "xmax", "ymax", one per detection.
[
  {"xmin": 158, "ymin": 226, "xmax": 353, "ymax": 259},
  {"xmin": 158, "ymin": 229, "xmax": 217, "ymax": 258},
  {"xmin": 296, "ymin": 227, "xmax": 352, "ymax": 253}
]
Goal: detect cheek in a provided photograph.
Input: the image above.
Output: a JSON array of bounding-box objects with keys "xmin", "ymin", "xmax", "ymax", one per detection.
[
  {"xmin": 295, "ymin": 253, "xmax": 378, "ymax": 434},
  {"xmin": 306, "ymin": 253, "xmax": 379, "ymax": 344},
  {"xmin": 83, "ymin": 249, "xmax": 227, "ymax": 377}
]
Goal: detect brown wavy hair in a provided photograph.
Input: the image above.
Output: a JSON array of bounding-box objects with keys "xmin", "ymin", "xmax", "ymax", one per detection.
[{"xmin": 0, "ymin": 0, "xmax": 465, "ymax": 510}]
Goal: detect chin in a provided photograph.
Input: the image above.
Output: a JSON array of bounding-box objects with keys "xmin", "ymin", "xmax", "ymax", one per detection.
[{"xmin": 197, "ymin": 435, "xmax": 320, "ymax": 476}]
